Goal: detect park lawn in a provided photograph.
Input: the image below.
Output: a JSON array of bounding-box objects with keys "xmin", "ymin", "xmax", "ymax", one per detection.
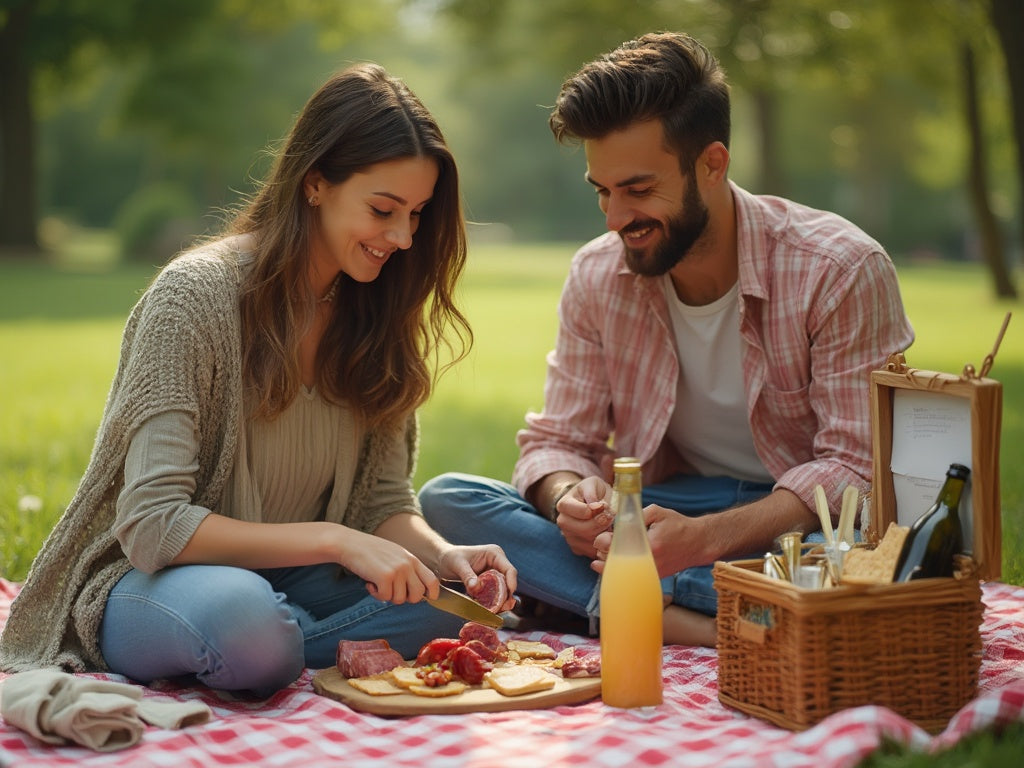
[{"xmin": 0, "ymin": 245, "xmax": 1021, "ymax": 584}]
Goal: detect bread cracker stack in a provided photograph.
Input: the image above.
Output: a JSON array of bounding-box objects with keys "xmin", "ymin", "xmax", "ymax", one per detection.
[{"xmin": 840, "ymin": 522, "xmax": 909, "ymax": 585}]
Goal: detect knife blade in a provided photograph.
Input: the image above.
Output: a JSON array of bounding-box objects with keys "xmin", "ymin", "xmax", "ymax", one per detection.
[{"xmin": 426, "ymin": 585, "xmax": 504, "ymax": 628}]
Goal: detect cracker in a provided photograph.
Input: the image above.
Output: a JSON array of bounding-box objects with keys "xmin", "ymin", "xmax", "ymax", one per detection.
[
  {"xmin": 506, "ymin": 640, "xmax": 556, "ymax": 659},
  {"xmin": 483, "ymin": 666, "xmax": 557, "ymax": 696},
  {"xmin": 347, "ymin": 677, "xmax": 404, "ymax": 696},
  {"xmin": 388, "ymin": 666, "xmax": 423, "ymax": 689},
  {"xmin": 841, "ymin": 522, "xmax": 909, "ymax": 585},
  {"xmin": 408, "ymin": 681, "xmax": 467, "ymax": 698}
]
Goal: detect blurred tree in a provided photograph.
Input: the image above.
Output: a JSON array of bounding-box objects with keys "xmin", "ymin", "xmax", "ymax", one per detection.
[
  {"xmin": 0, "ymin": 0, "xmax": 215, "ymax": 255},
  {"xmin": 990, "ymin": 0, "xmax": 1024, "ymax": 276},
  {"xmin": 438, "ymin": 0, "xmax": 874, "ymax": 203},
  {"xmin": 0, "ymin": 0, "xmax": 397, "ymax": 258},
  {"xmin": 877, "ymin": 0, "xmax": 1016, "ymax": 298},
  {"xmin": 963, "ymin": 39, "xmax": 1016, "ymax": 298},
  {"xmin": 435, "ymin": 0, "xmax": 672, "ymax": 239},
  {"xmin": 0, "ymin": 2, "xmax": 35, "ymax": 252},
  {"xmin": 437, "ymin": 0, "xmax": 1019, "ymax": 295}
]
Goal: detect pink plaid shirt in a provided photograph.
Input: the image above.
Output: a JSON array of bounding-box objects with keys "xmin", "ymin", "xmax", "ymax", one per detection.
[{"xmin": 513, "ymin": 183, "xmax": 915, "ymax": 515}]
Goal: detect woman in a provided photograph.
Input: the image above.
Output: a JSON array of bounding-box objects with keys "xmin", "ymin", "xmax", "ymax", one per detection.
[{"xmin": 0, "ymin": 63, "xmax": 516, "ymax": 697}]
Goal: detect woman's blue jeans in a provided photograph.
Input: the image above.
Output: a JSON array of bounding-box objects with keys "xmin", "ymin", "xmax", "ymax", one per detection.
[
  {"xmin": 418, "ymin": 472, "xmax": 774, "ymax": 634},
  {"xmin": 99, "ymin": 561, "xmax": 468, "ymax": 697}
]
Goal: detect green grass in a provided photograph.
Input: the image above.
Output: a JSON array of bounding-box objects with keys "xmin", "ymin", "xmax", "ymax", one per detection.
[
  {"xmin": 415, "ymin": 242, "xmax": 568, "ymax": 485},
  {"xmin": 858, "ymin": 721, "xmax": 1024, "ymax": 767}
]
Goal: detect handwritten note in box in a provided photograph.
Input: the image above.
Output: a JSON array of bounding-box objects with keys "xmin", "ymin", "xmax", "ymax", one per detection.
[
  {"xmin": 891, "ymin": 390, "xmax": 974, "ymax": 545},
  {"xmin": 870, "ymin": 358, "xmax": 1002, "ymax": 581}
]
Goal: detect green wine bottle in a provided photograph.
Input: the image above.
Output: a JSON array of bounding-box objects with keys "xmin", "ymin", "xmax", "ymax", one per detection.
[{"xmin": 893, "ymin": 463, "xmax": 970, "ymax": 582}]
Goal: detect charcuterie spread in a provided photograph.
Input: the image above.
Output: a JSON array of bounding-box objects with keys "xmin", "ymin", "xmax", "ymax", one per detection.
[{"xmin": 313, "ymin": 621, "xmax": 602, "ymax": 715}]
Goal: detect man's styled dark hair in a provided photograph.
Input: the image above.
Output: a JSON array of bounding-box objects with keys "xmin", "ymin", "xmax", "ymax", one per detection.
[{"xmin": 549, "ymin": 32, "xmax": 731, "ymax": 170}]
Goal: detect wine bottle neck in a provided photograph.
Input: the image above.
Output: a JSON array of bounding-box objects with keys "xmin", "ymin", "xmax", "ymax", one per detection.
[{"xmin": 937, "ymin": 477, "xmax": 966, "ymax": 509}]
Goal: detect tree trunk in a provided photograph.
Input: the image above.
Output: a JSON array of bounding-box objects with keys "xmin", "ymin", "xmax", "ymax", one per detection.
[
  {"xmin": 962, "ymin": 41, "xmax": 1017, "ymax": 299},
  {"xmin": 751, "ymin": 86, "xmax": 786, "ymax": 197},
  {"xmin": 989, "ymin": 0, "xmax": 1024, "ymax": 276},
  {"xmin": 0, "ymin": 1, "xmax": 41, "ymax": 255}
]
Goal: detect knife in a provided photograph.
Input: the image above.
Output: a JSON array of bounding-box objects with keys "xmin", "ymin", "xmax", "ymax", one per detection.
[{"xmin": 426, "ymin": 585, "xmax": 504, "ymax": 628}]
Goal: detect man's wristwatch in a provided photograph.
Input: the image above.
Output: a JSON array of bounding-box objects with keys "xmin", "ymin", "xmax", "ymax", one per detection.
[{"xmin": 548, "ymin": 480, "xmax": 578, "ymax": 522}]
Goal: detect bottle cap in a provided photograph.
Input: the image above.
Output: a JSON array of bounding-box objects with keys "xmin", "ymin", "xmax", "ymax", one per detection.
[
  {"xmin": 613, "ymin": 457, "xmax": 641, "ymax": 473},
  {"xmin": 612, "ymin": 457, "xmax": 642, "ymax": 493},
  {"xmin": 948, "ymin": 463, "xmax": 971, "ymax": 479}
]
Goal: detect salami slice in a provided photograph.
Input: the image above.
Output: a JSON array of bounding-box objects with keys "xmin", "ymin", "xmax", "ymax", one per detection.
[
  {"xmin": 462, "ymin": 638, "xmax": 503, "ymax": 662},
  {"xmin": 415, "ymin": 637, "xmax": 462, "ymax": 667},
  {"xmin": 336, "ymin": 642, "xmax": 404, "ymax": 678},
  {"xmin": 458, "ymin": 621, "xmax": 502, "ymax": 650},
  {"xmin": 561, "ymin": 650, "xmax": 602, "ymax": 678},
  {"xmin": 449, "ymin": 645, "xmax": 493, "ymax": 685},
  {"xmin": 466, "ymin": 569, "xmax": 508, "ymax": 613},
  {"xmin": 336, "ymin": 638, "xmax": 391, "ymax": 675}
]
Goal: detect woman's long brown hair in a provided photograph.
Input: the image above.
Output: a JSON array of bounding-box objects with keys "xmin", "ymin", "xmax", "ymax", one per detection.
[{"xmin": 228, "ymin": 63, "xmax": 471, "ymax": 430}]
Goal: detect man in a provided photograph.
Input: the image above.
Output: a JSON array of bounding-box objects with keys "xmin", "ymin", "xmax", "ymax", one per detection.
[{"xmin": 419, "ymin": 32, "xmax": 914, "ymax": 645}]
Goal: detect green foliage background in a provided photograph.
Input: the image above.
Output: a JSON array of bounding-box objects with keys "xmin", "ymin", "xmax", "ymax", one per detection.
[{"xmin": 18, "ymin": 0, "xmax": 1020, "ymax": 263}]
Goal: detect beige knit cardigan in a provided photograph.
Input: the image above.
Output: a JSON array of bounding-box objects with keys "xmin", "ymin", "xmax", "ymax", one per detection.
[{"xmin": 0, "ymin": 243, "xmax": 419, "ymax": 673}]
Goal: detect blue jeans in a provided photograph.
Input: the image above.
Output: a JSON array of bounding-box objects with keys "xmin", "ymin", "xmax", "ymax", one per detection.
[
  {"xmin": 418, "ymin": 473, "xmax": 774, "ymax": 631},
  {"xmin": 98, "ymin": 561, "xmax": 468, "ymax": 697}
]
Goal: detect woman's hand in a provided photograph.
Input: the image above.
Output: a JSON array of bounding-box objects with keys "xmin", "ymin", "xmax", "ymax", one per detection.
[
  {"xmin": 436, "ymin": 545, "xmax": 518, "ymax": 614},
  {"xmin": 340, "ymin": 529, "xmax": 441, "ymax": 604}
]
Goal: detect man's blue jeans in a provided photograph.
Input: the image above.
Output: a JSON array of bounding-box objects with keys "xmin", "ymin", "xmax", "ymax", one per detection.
[
  {"xmin": 418, "ymin": 472, "xmax": 774, "ymax": 631},
  {"xmin": 99, "ymin": 560, "xmax": 468, "ymax": 697}
]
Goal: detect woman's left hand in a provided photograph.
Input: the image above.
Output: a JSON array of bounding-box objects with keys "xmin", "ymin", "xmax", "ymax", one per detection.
[{"xmin": 437, "ymin": 546, "xmax": 518, "ymax": 614}]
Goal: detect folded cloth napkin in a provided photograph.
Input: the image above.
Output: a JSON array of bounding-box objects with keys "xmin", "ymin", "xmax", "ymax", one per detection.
[{"xmin": 0, "ymin": 668, "xmax": 212, "ymax": 752}]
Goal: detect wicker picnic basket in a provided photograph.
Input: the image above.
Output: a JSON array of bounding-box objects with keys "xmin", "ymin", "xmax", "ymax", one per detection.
[
  {"xmin": 713, "ymin": 348, "xmax": 1004, "ymax": 733},
  {"xmin": 713, "ymin": 558, "xmax": 983, "ymax": 732}
]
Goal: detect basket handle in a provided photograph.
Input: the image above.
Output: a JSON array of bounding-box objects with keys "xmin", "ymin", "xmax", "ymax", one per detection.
[{"xmin": 736, "ymin": 617, "xmax": 769, "ymax": 644}]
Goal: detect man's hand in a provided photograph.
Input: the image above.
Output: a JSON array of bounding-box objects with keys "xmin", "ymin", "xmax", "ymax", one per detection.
[
  {"xmin": 590, "ymin": 504, "xmax": 702, "ymax": 576},
  {"xmin": 554, "ymin": 475, "xmax": 613, "ymax": 557},
  {"xmin": 590, "ymin": 489, "xmax": 818, "ymax": 576}
]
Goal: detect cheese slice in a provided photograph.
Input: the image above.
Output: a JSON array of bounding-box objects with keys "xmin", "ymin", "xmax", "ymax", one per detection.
[
  {"xmin": 506, "ymin": 640, "xmax": 556, "ymax": 659},
  {"xmin": 484, "ymin": 666, "xmax": 557, "ymax": 696}
]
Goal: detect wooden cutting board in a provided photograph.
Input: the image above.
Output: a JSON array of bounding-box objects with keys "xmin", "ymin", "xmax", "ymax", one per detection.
[{"xmin": 312, "ymin": 666, "xmax": 602, "ymax": 716}]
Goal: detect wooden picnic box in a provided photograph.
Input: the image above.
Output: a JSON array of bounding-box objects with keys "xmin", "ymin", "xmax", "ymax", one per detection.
[{"xmin": 714, "ymin": 352, "xmax": 1002, "ymax": 733}]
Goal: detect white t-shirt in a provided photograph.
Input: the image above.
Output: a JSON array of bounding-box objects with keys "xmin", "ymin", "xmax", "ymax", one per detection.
[{"xmin": 661, "ymin": 275, "xmax": 773, "ymax": 483}]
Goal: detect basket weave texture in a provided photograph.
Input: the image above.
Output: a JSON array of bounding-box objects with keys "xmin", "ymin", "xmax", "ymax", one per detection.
[{"xmin": 713, "ymin": 559, "xmax": 983, "ymax": 733}]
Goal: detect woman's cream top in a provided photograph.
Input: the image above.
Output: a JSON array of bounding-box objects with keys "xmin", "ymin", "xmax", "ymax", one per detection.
[{"xmin": 112, "ymin": 388, "xmax": 412, "ymax": 573}]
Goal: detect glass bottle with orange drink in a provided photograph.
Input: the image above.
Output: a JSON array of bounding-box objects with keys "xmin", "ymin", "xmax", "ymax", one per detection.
[{"xmin": 599, "ymin": 457, "xmax": 663, "ymax": 708}]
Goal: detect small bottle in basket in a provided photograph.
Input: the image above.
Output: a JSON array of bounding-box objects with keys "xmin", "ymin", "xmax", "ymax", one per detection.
[
  {"xmin": 599, "ymin": 457, "xmax": 663, "ymax": 708},
  {"xmin": 893, "ymin": 463, "xmax": 969, "ymax": 582}
]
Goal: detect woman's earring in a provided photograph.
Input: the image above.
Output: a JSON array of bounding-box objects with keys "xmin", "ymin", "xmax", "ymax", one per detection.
[{"xmin": 308, "ymin": 195, "xmax": 318, "ymax": 207}]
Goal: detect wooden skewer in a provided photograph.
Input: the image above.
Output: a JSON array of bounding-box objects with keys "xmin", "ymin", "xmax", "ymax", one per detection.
[
  {"xmin": 813, "ymin": 485, "xmax": 835, "ymax": 547},
  {"xmin": 838, "ymin": 485, "xmax": 858, "ymax": 547}
]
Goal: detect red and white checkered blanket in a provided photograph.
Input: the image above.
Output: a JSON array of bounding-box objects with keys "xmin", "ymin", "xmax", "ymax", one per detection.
[{"xmin": 2, "ymin": 578, "xmax": 1023, "ymax": 767}]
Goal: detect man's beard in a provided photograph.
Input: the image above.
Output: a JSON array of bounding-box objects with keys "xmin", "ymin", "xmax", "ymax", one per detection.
[{"xmin": 621, "ymin": 177, "xmax": 709, "ymax": 277}]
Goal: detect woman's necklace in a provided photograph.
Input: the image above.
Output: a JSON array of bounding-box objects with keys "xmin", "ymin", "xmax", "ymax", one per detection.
[{"xmin": 319, "ymin": 276, "xmax": 339, "ymax": 304}]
